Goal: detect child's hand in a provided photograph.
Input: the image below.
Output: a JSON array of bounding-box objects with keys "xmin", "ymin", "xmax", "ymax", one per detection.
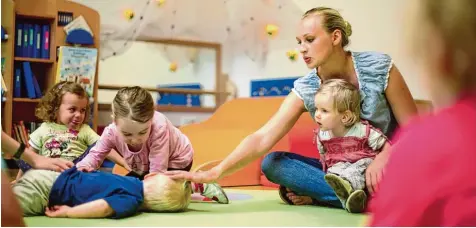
[
  {"xmin": 77, "ymin": 166, "xmax": 94, "ymax": 172},
  {"xmin": 124, "ymin": 163, "xmax": 132, "ymax": 172},
  {"xmin": 45, "ymin": 205, "xmax": 71, "ymax": 218}
]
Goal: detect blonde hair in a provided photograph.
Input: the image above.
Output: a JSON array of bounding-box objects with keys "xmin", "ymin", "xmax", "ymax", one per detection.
[
  {"xmin": 417, "ymin": 0, "xmax": 476, "ymax": 89},
  {"xmin": 303, "ymin": 7, "xmax": 353, "ymax": 47},
  {"xmin": 112, "ymin": 86, "xmax": 154, "ymax": 123},
  {"xmin": 142, "ymin": 174, "xmax": 191, "ymax": 212},
  {"xmin": 316, "ymin": 79, "xmax": 360, "ymax": 126},
  {"xmin": 36, "ymin": 81, "xmax": 90, "ymax": 123}
]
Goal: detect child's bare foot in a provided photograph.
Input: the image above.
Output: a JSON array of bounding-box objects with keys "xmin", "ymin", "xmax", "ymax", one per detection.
[{"xmin": 279, "ymin": 187, "xmax": 313, "ymax": 205}]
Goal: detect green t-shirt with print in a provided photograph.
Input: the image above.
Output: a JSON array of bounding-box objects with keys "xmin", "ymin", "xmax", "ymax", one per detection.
[{"xmin": 29, "ymin": 123, "xmax": 99, "ymax": 161}]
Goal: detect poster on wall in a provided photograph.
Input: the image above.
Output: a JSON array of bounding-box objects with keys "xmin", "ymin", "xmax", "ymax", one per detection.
[
  {"xmin": 250, "ymin": 77, "xmax": 299, "ymax": 97},
  {"xmin": 56, "ymin": 46, "xmax": 97, "ymax": 97}
]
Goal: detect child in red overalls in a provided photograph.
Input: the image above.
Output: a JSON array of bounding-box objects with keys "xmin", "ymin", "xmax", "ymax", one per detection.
[{"xmin": 313, "ymin": 79, "xmax": 390, "ymax": 213}]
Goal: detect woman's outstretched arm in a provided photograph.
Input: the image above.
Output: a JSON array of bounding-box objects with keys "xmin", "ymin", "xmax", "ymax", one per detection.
[{"xmin": 167, "ymin": 92, "xmax": 307, "ymax": 183}]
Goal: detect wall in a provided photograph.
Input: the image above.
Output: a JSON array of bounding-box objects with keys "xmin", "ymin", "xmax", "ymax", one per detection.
[
  {"xmin": 228, "ymin": 0, "xmax": 425, "ymax": 99},
  {"xmin": 98, "ymin": 41, "xmax": 217, "ymax": 105},
  {"xmin": 97, "ymin": 0, "xmax": 425, "ymax": 126},
  {"xmin": 97, "ymin": 41, "xmax": 216, "ymax": 126}
]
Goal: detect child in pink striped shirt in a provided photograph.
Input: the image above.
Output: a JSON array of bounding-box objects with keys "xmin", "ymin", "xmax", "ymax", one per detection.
[{"xmin": 76, "ymin": 86, "xmax": 228, "ymax": 204}]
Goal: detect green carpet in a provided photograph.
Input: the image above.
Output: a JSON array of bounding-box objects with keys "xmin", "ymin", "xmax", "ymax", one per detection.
[{"xmin": 24, "ymin": 189, "xmax": 366, "ymax": 227}]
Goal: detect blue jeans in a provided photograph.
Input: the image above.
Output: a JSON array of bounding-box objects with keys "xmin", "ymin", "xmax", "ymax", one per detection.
[{"xmin": 261, "ymin": 151, "xmax": 342, "ymax": 208}]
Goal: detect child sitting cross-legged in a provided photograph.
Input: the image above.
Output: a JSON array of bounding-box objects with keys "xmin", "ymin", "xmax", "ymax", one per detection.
[
  {"xmin": 13, "ymin": 167, "xmax": 191, "ymax": 218},
  {"xmin": 313, "ymin": 79, "xmax": 390, "ymax": 213}
]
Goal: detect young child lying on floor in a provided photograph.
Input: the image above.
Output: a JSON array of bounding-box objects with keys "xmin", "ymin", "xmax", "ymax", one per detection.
[{"xmin": 12, "ymin": 167, "xmax": 191, "ymax": 218}]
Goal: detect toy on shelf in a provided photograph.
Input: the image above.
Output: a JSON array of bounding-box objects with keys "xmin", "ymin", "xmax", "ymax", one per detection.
[
  {"xmin": 1, "ymin": 26, "xmax": 8, "ymax": 41},
  {"xmin": 58, "ymin": 11, "xmax": 74, "ymax": 26}
]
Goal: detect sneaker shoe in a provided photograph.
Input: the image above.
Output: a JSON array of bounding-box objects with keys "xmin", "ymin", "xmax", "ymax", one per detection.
[
  {"xmin": 345, "ymin": 190, "xmax": 367, "ymax": 213},
  {"xmin": 196, "ymin": 183, "xmax": 229, "ymax": 204},
  {"xmin": 324, "ymin": 173, "xmax": 353, "ymax": 202}
]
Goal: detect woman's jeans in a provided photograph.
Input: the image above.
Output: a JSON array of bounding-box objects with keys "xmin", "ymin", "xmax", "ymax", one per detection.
[{"xmin": 261, "ymin": 151, "xmax": 342, "ymax": 208}]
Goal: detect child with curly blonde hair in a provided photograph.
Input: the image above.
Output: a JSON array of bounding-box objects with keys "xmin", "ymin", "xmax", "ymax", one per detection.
[
  {"xmin": 77, "ymin": 86, "xmax": 229, "ymax": 204},
  {"xmin": 15, "ymin": 81, "xmax": 127, "ymax": 179}
]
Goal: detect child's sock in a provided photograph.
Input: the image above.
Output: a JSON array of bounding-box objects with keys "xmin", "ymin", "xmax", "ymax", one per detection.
[
  {"xmin": 324, "ymin": 173, "xmax": 353, "ymax": 206},
  {"xmin": 191, "ymin": 182, "xmax": 229, "ymax": 204}
]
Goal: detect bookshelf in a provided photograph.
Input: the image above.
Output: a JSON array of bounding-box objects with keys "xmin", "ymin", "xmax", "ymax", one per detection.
[
  {"xmin": 1, "ymin": 0, "xmax": 100, "ymax": 136},
  {"xmin": 1, "ymin": 0, "xmax": 16, "ymax": 136},
  {"xmin": 14, "ymin": 57, "xmax": 54, "ymax": 63}
]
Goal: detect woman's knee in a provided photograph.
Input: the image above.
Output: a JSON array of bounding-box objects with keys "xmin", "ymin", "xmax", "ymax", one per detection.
[{"xmin": 261, "ymin": 151, "xmax": 288, "ymax": 178}]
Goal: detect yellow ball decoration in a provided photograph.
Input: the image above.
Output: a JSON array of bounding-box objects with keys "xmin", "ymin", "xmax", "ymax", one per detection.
[
  {"xmin": 123, "ymin": 9, "xmax": 134, "ymax": 20},
  {"xmin": 266, "ymin": 24, "xmax": 279, "ymax": 37},
  {"xmin": 286, "ymin": 50, "xmax": 298, "ymax": 61},
  {"xmin": 169, "ymin": 62, "xmax": 178, "ymax": 72},
  {"xmin": 156, "ymin": 0, "xmax": 166, "ymax": 6}
]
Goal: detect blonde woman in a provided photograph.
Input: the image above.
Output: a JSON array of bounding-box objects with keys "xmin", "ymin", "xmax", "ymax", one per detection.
[{"xmin": 167, "ymin": 7, "xmax": 418, "ymax": 208}]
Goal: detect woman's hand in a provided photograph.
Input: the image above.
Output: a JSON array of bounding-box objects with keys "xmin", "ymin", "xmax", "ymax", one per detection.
[
  {"xmin": 365, "ymin": 152, "xmax": 389, "ymax": 194},
  {"xmin": 165, "ymin": 168, "xmax": 221, "ymax": 183},
  {"xmin": 32, "ymin": 156, "xmax": 73, "ymax": 172}
]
